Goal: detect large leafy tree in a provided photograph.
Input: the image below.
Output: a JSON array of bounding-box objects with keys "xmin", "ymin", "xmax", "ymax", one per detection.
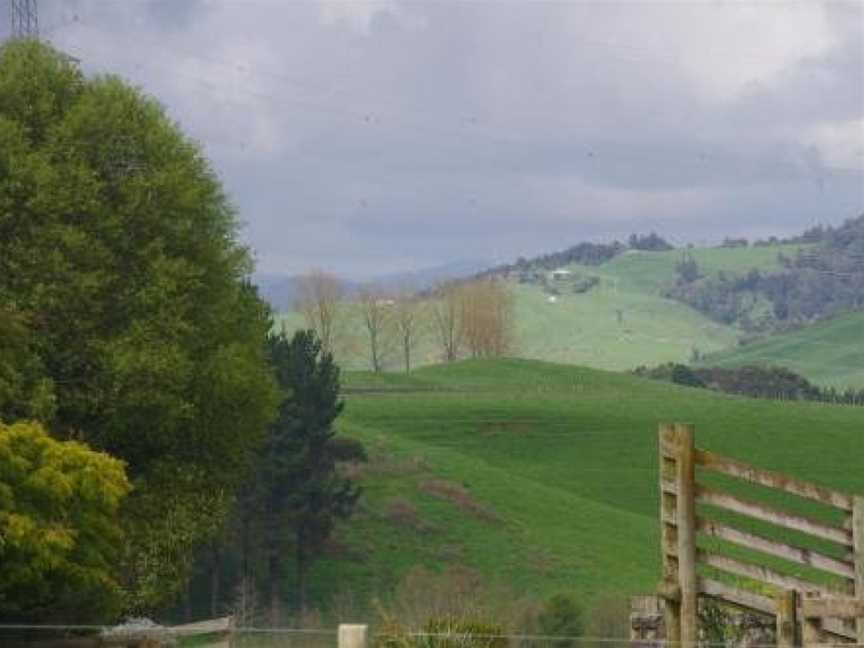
[
  {"xmin": 0, "ymin": 41, "xmax": 278, "ymax": 611},
  {"xmin": 259, "ymin": 330, "xmax": 360, "ymax": 619},
  {"xmin": 0, "ymin": 421, "xmax": 131, "ymax": 622}
]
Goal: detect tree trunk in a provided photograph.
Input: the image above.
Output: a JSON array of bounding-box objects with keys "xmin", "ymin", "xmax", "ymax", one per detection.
[
  {"xmin": 184, "ymin": 579, "xmax": 192, "ymax": 622},
  {"xmin": 404, "ymin": 336, "xmax": 411, "ymax": 373},
  {"xmin": 241, "ymin": 509, "xmax": 251, "ymax": 587},
  {"xmin": 296, "ymin": 526, "xmax": 308, "ymax": 613},
  {"xmin": 371, "ymin": 330, "xmax": 380, "ymax": 372},
  {"xmin": 268, "ymin": 512, "xmax": 281, "ymax": 626},
  {"xmin": 210, "ymin": 542, "xmax": 221, "ymax": 617}
]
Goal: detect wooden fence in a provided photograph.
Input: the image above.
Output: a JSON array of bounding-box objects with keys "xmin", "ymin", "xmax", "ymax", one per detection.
[{"xmin": 657, "ymin": 423, "xmax": 864, "ymax": 647}]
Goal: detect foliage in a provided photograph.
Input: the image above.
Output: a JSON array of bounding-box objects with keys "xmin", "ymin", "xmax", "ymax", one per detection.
[
  {"xmin": 0, "ymin": 308, "xmax": 55, "ymax": 423},
  {"xmin": 255, "ymin": 330, "xmax": 360, "ymax": 614},
  {"xmin": 667, "ymin": 214, "xmax": 864, "ymax": 331},
  {"xmin": 373, "ymin": 566, "xmax": 531, "ymax": 646},
  {"xmin": 675, "ymin": 252, "xmax": 702, "ymax": 283},
  {"xmin": 327, "ymin": 437, "xmax": 369, "ymax": 463},
  {"xmin": 478, "ymin": 232, "xmax": 669, "ymax": 279},
  {"xmin": 0, "ymin": 420, "xmax": 131, "ymax": 621},
  {"xmin": 536, "ymin": 593, "xmax": 583, "ymax": 647},
  {"xmin": 635, "ymin": 362, "xmax": 864, "ymax": 405},
  {"xmin": 377, "ymin": 617, "xmax": 506, "ymax": 648},
  {"xmin": 0, "ymin": 40, "xmax": 279, "ymax": 611},
  {"xmin": 628, "ymin": 232, "xmax": 674, "ymax": 251}
]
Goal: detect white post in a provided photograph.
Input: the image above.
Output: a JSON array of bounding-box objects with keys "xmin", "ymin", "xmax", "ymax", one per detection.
[{"xmin": 339, "ymin": 624, "xmax": 368, "ymax": 648}]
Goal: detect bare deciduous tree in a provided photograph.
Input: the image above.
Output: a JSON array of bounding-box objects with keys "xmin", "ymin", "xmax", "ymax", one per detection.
[
  {"xmin": 393, "ymin": 292, "xmax": 425, "ymax": 373},
  {"xmin": 295, "ymin": 270, "xmax": 344, "ymax": 354},
  {"xmin": 357, "ymin": 285, "xmax": 395, "ymax": 372},
  {"xmin": 430, "ymin": 281, "xmax": 465, "ymax": 362},
  {"xmin": 461, "ymin": 278, "xmax": 514, "ymax": 358}
]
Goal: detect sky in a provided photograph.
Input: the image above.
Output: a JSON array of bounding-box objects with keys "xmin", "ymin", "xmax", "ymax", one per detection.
[{"xmin": 5, "ymin": 0, "xmax": 864, "ymax": 278}]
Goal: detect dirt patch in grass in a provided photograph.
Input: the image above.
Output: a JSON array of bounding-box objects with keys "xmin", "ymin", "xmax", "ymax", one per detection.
[
  {"xmin": 419, "ymin": 480, "xmax": 500, "ymax": 523},
  {"xmin": 343, "ymin": 453, "xmax": 430, "ymax": 480},
  {"xmin": 477, "ymin": 421, "xmax": 533, "ymax": 436},
  {"xmin": 382, "ymin": 496, "xmax": 436, "ymax": 532}
]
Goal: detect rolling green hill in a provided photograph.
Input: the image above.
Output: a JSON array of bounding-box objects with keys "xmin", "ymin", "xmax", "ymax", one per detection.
[
  {"xmin": 702, "ymin": 311, "xmax": 864, "ymax": 388},
  {"xmin": 306, "ymin": 359, "xmax": 864, "ymax": 615},
  {"xmin": 513, "ymin": 243, "xmax": 808, "ymax": 370},
  {"xmin": 276, "ymin": 243, "xmax": 813, "ymax": 374}
]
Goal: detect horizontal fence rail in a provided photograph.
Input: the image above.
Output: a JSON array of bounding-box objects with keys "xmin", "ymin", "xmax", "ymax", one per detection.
[{"xmin": 656, "ymin": 423, "xmax": 864, "ymax": 648}]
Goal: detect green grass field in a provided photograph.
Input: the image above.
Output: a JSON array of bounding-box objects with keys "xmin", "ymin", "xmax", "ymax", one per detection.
[
  {"xmin": 702, "ymin": 311, "xmax": 864, "ymax": 388},
  {"xmin": 305, "ymin": 358, "xmax": 864, "ymax": 616}
]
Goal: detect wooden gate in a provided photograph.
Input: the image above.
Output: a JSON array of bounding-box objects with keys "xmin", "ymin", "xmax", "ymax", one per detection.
[{"xmin": 657, "ymin": 423, "xmax": 864, "ymax": 647}]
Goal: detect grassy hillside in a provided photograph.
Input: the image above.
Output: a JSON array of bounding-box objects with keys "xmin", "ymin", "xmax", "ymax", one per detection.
[
  {"xmin": 593, "ymin": 244, "xmax": 806, "ymax": 293},
  {"xmin": 505, "ymin": 244, "xmax": 808, "ymax": 370},
  {"xmin": 511, "ymin": 280, "xmax": 736, "ymax": 369},
  {"xmin": 702, "ymin": 311, "xmax": 864, "ymax": 388},
  {"xmin": 306, "ymin": 358, "xmax": 864, "ymax": 615},
  {"xmin": 275, "ymin": 243, "xmax": 838, "ymax": 375}
]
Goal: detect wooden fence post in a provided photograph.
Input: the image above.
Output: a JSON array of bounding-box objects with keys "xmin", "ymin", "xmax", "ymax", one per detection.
[
  {"xmin": 802, "ymin": 592, "xmax": 822, "ymax": 648},
  {"xmin": 853, "ymin": 496, "xmax": 864, "ymax": 646},
  {"xmin": 776, "ymin": 589, "xmax": 798, "ymax": 648},
  {"xmin": 675, "ymin": 423, "xmax": 697, "ymax": 648},
  {"xmin": 659, "ymin": 423, "xmax": 681, "ymax": 647},
  {"xmin": 339, "ymin": 624, "xmax": 368, "ymax": 648}
]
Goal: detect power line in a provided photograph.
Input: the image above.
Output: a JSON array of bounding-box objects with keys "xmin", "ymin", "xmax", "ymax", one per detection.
[{"xmin": 10, "ymin": 0, "xmax": 39, "ymax": 40}]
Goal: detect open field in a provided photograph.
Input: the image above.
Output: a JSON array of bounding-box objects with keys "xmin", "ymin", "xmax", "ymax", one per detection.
[
  {"xmin": 701, "ymin": 311, "xmax": 864, "ymax": 388},
  {"xmin": 304, "ymin": 358, "xmax": 864, "ymax": 613}
]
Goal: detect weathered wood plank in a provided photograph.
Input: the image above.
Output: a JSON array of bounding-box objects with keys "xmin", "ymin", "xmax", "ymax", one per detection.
[
  {"xmin": 776, "ymin": 590, "xmax": 798, "ymax": 648},
  {"xmin": 696, "ymin": 518, "xmax": 855, "ymax": 579},
  {"xmin": 657, "ymin": 578, "xmax": 681, "ymax": 602},
  {"xmin": 696, "ymin": 485, "xmax": 853, "ymax": 547},
  {"xmin": 695, "ymin": 448, "xmax": 853, "ymax": 512},
  {"xmin": 658, "ymin": 423, "xmax": 681, "ymax": 648},
  {"xmin": 797, "ymin": 594, "xmax": 857, "ymax": 640},
  {"xmin": 698, "ymin": 549, "xmax": 828, "ymax": 594},
  {"xmin": 699, "ymin": 577, "xmax": 776, "ymax": 615},
  {"xmin": 803, "ymin": 616, "xmax": 824, "ymax": 646},
  {"xmin": 852, "ymin": 497, "xmax": 864, "ymax": 644},
  {"xmin": 659, "ymin": 424, "xmax": 678, "ymax": 459},
  {"xmin": 822, "ymin": 617, "xmax": 856, "ymax": 641},
  {"xmin": 676, "ymin": 423, "xmax": 698, "ymax": 648},
  {"xmin": 803, "ymin": 596, "xmax": 864, "ymax": 619}
]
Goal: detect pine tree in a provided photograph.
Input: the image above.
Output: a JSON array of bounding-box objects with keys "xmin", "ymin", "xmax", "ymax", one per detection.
[{"xmin": 260, "ymin": 330, "xmax": 361, "ymax": 619}]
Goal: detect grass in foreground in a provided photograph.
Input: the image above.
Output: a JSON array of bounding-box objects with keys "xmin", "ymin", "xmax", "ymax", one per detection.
[{"xmin": 304, "ymin": 358, "xmax": 864, "ymax": 615}]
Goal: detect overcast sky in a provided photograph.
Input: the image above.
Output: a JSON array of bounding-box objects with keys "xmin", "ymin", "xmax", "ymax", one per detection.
[{"xmin": 6, "ymin": 0, "xmax": 864, "ymax": 277}]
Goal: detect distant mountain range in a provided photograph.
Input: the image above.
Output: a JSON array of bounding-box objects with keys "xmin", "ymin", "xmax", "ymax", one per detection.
[{"xmin": 254, "ymin": 259, "xmax": 491, "ymax": 311}]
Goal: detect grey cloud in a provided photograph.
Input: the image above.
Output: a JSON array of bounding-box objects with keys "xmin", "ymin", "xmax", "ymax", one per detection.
[{"xmin": 9, "ymin": 0, "xmax": 864, "ymax": 277}]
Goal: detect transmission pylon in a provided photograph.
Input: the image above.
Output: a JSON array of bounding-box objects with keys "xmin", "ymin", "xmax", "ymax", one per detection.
[{"xmin": 10, "ymin": 0, "xmax": 39, "ymax": 40}]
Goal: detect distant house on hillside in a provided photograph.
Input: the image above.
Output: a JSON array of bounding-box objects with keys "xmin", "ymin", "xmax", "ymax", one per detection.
[{"xmin": 550, "ymin": 269, "xmax": 572, "ymax": 280}]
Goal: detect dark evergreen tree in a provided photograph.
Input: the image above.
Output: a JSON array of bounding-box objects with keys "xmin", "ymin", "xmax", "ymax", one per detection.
[{"xmin": 261, "ymin": 330, "xmax": 360, "ymax": 618}]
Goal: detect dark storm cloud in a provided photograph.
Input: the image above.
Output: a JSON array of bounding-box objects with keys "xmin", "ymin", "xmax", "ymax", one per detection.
[{"xmin": 22, "ymin": 0, "xmax": 864, "ymax": 276}]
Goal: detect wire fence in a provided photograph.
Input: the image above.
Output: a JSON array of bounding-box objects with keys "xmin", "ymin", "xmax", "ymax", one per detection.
[{"xmin": 1, "ymin": 625, "xmax": 863, "ymax": 648}]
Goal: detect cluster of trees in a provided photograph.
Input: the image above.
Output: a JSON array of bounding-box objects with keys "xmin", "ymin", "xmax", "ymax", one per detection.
[
  {"xmin": 479, "ymin": 232, "xmax": 674, "ymax": 289},
  {"xmin": 230, "ymin": 331, "xmax": 361, "ymax": 622},
  {"xmin": 634, "ymin": 363, "xmax": 864, "ymax": 406},
  {"xmin": 294, "ymin": 271, "xmax": 515, "ymax": 371},
  {"xmin": 627, "ymin": 232, "xmax": 674, "ymax": 251},
  {"xmin": 0, "ymin": 41, "xmax": 359, "ymax": 624},
  {"xmin": 666, "ymin": 215, "xmax": 864, "ymax": 331},
  {"xmin": 496, "ymin": 241, "xmax": 626, "ymax": 275}
]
